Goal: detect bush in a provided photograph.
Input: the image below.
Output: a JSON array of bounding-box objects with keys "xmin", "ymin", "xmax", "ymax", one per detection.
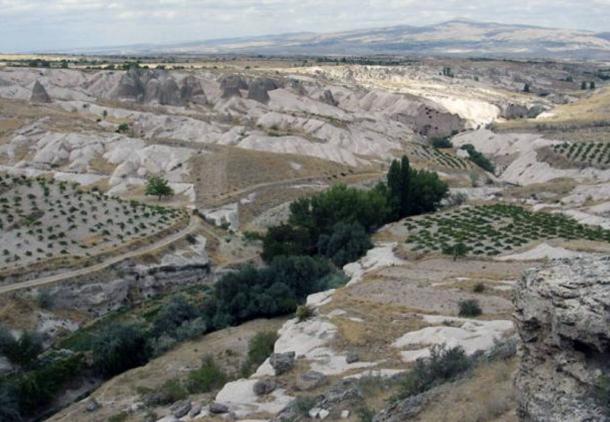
[
  {"xmin": 0, "ymin": 383, "xmax": 20, "ymax": 421},
  {"xmin": 148, "ymin": 379, "xmax": 188, "ymax": 406},
  {"xmin": 473, "ymin": 282, "xmax": 486, "ymax": 293},
  {"xmin": 0, "ymin": 328, "xmax": 43, "ymax": 368},
  {"xmin": 458, "ymin": 299, "xmax": 482, "ymax": 317},
  {"xmin": 296, "ymin": 304, "xmax": 315, "ymax": 322},
  {"xmin": 186, "ymin": 355, "xmax": 227, "ymax": 393},
  {"xmin": 241, "ymin": 331, "xmax": 278, "ymax": 376},
  {"xmin": 461, "ymin": 144, "xmax": 495, "ymax": 173},
  {"xmin": 398, "ymin": 344, "xmax": 471, "ymax": 399},
  {"xmin": 152, "ymin": 296, "xmax": 199, "ymax": 337},
  {"xmin": 209, "ymin": 256, "xmax": 333, "ymax": 326},
  {"xmin": 92, "ymin": 324, "xmax": 151, "ymax": 377},
  {"xmin": 145, "ymin": 176, "xmax": 174, "ymax": 200},
  {"xmin": 431, "ymin": 137, "xmax": 453, "ymax": 149}
]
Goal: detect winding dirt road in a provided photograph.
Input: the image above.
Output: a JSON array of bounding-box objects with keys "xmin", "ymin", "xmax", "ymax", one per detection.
[{"xmin": 0, "ymin": 218, "xmax": 201, "ymax": 295}]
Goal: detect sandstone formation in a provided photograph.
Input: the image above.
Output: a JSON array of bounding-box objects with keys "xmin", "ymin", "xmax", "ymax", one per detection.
[
  {"xmin": 514, "ymin": 257, "xmax": 610, "ymax": 421},
  {"xmin": 30, "ymin": 80, "xmax": 52, "ymax": 103},
  {"xmin": 247, "ymin": 77, "xmax": 280, "ymax": 103},
  {"xmin": 320, "ymin": 89, "xmax": 338, "ymax": 106},
  {"xmin": 220, "ymin": 74, "xmax": 248, "ymax": 98},
  {"xmin": 112, "ymin": 67, "xmax": 206, "ymax": 106}
]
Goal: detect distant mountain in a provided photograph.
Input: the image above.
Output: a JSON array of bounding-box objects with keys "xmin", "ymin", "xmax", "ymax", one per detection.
[{"xmin": 71, "ymin": 20, "xmax": 610, "ymax": 60}]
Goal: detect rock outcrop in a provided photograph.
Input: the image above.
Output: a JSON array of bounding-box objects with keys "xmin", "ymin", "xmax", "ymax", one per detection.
[
  {"xmin": 220, "ymin": 74, "xmax": 248, "ymax": 98},
  {"xmin": 320, "ymin": 89, "xmax": 338, "ymax": 106},
  {"xmin": 31, "ymin": 80, "xmax": 52, "ymax": 103},
  {"xmin": 247, "ymin": 77, "xmax": 280, "ymax": 103},
  {"xmin": 112, "ymin": 68, "xmax": 206, "ymax": 106},
  {"xmin": 514, "ymin": 257, "xmax": 610, "ymax": 421}
]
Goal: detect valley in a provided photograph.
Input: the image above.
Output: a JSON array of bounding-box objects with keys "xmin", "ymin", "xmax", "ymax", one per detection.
[{"xmin": 0, "ymin": 52, "xmax": 609, "ymax": 422}]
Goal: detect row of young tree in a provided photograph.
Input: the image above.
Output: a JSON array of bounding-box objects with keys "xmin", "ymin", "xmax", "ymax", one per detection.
[
  {"xmin": 0, "ymin": 156, "xmax": 448, "ymax": 420},
  {"xmin": 263, "ymin": 156, "xmax": 448, "ymax": 265}
]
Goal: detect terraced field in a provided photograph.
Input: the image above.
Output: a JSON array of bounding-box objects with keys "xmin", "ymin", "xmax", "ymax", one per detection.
[
  {"xmin": 407, "ymin": 143, "xmax": 471, "ymax": 170},
  {"xmin": 0, "ymin": 174, "xmax": 187, "ymax": 272},
  {"xmin": 552, "ymin": 141, "xmax": 610, "ymax": 168},
  {"xmin": 403, "ymin": 204, "xmax": 610, "ymax": 257}
]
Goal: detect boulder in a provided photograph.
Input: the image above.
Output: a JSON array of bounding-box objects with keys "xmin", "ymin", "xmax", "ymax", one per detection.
[
  {"xmin": 514, "ymin": 257, "xmax": 610, "ymax": 421},
  {"xmin": 253, "ymin": 378, "xmax": 277, "ymax": 396},
  {"xmin": 345, "ymin": 351, "xmax": 360, "ymax": 364},
  {"xmin": 30, "ymin": 80, "xmax": 52, "ymax": 103},
  {"xmin": 309, "ymin": 407, "xmax": 330, "ymax": 419},
  {"xmin": 296, "ymin": 371, "xmax": 328, "ymax": 391},
  {"xmin": 209, "ymin": 402, "xmax": 229, "ymax": 414},
  {"xmin": 270, "ymin": 351, "xmax": 296, "ymax": 375},
  {"xmin": 188, "ymin": 402, "xmax": 203, "ymax": 417},
  {"xmin": 170, "ymin": 400, "xmax": 191, "ymax": 418},
  {"xmin": 85, "ymin": 398, "xmax": 100, "ymax": 412}
]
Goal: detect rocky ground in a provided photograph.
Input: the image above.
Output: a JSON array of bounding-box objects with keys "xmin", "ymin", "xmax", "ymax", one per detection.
[{"xmin": 0, "ymin": 57, "xmax": 609, "ymax": 421}]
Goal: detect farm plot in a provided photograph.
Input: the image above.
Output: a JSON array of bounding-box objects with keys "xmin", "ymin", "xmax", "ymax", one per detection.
[
  {"xmin": 406, "ymin": 144, "xmax": 471, "ymax": 170},
  {"xmin": 552, "ymin": 142, "xmax": 610, "ymax": 168},
  {"xmin": 403, "ymin": 204, "xmax": 610, "ymax": 257},
  {"xmin": 0, "ymin": 174, "xmax": 186, "ymax": 271}
]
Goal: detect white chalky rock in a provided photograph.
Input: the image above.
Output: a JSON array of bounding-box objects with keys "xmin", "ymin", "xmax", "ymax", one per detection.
[{"xmin": 393, "ymin": 315, "xmax": 513, "ymax": 362}]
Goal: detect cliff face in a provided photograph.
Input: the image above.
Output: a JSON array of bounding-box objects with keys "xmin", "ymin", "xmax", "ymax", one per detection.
[{"xmin": 514, "ymin": 257, "xmax": 610, "ymax": 421}]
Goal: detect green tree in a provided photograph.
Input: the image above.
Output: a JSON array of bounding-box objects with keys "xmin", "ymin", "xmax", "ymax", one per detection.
[
  {"xmin": 523, "ymin": 83, "xmax": 530, "ymax": 93},
  {"xmin": 317, "ymin": 222, "xmax": 372, "ymax": 267},
  {"xmin": 581, "ymin": 81, "xmax": 588, "ymax": 90},
  {"xmin": 92, "ymin": 324, "xmax": 151, "ymax": 377},
  {"xmin": 590, "ymin": 81, "xmax": 596, "ymax": 90},
  {"xmin": 145, "ymin": 176, "xmax": 174, "ymax": 200}
]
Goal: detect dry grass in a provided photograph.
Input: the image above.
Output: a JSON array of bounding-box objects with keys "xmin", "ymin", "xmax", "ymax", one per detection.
[{"xmin": 414, "ymin": 358, "xmax": 517, "ymax": 422}]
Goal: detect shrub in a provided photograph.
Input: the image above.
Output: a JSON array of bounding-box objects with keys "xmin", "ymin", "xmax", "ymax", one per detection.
[
  {"xmin": 186, "ymin": 355, "xmax": 227, "ymax": 393},
  {"xmin": 0, "ymin": 328, "xmax": 43, "ymax": 368},
  {"xmin": 146, "ymin": 379, "xmax": 188, "ymax": 406},
  {"xmin": 241, "ymin": 331, "xmax": 278, "ymax": 376},
  {"xmin": 461, "ymin": 144, "xmax": 495, "ymax": 173},
  {"xmin": 296, "ymin": 304, "xmax": 315, "ymax": 322},
  {"xmin": 458, "ymin": 299, "xmax": 482, "ymax": 317},
  {"xmin": 472, "ymin": 282, "xmax": 486, "ymax": 293},
  {"xmin": 431, "ymin": 137, "xmax": 453, "ymax": 149},
  {"xmin": 91, "ymin": 324, "xmax": 151, "ymax": 377},
  {"xmin": 152, "ymin": 296, "xmax": 198, "ymax": 337},
  {"xmin": 397, "ymin": 344, "xmax": 471, "ymax": 399},
  {"xmin": 0, "ymin": 383, "xmax": 20, "ymax": 421}
]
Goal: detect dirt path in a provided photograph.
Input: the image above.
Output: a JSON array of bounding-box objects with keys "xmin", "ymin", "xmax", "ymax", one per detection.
[{"xmin": 0, "ymin": 217, "xmax": 201, "ymax": 295}]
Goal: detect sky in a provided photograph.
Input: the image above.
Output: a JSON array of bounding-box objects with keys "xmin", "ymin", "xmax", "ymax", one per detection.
[{"xmin": 1, "ymin": 0, "xmax": 609, "ymax": 53}]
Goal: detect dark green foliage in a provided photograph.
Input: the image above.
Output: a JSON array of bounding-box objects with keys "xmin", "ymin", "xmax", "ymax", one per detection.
[
  {"xmin": 431, "ymin": 137, "xmax": 453, "ymax": 149},
  {"xmin": 357, "ymin": 406, "xmax": 376, "ymax": 422},
  {"xmin": 147, "ymin": 379, "xmax": 188, "ymax": 406},
  {"xmin": 473, "ymin": 282, "xmax": 486, "ymax": 293},
  {"xmin": 263, "ymin": 156, "xmax": 447, "ymax": 263},
  {"xmin": 186, "ymin": 355, "xmax": 227, "ymax": 393},
  {"xmin": 458, "ymin": 299, "xmax": 482, "ymax": 317},
  {"xmin": 442, "ymin": 242, "xmax": 468, "ymax": 261},
  {"xmin": 145, "ymin": 176, "xmax": 174, "ymax": 200},
  {"xmin": 209, "ymin": 256, "xmax": 333, "ymax": 327},
  {"xmin": 152, "ymin": 296, "xmax": 199, "ymax": 337},
  {"xmin": 0, "ymin": 383, "xmax": 21, "ymax": 421},
  {"xmin": 116, "ymin": 123, "xmax": 130, "ymax": 133},
  {"xmin": 523, "ymin": 83, "xmax": 530, "ymax": 92},
  {"xmin": 0, "ymin": 327, "xmax": 43, "ymax": 368},
  {"xmin": 262, "ymin": 225, "xmax": 312, "ymax": 262},
  {"xmin": 92, "ymin": 324, "xmax": 151, "ymax": 377},
  {"xmin": 460, "ymin": 144, "xmax": 495, "ymax": 173},
  {"xmin": 317, "ymin": 222, "xmax": 372, "ymax": 267},
  {"xmin": 397, "ymin": 345, "xmax": 471, "ymax": 399},
  {"xmin": 13, "ymin": 353, "xmax": 83, "ymax": 415}
]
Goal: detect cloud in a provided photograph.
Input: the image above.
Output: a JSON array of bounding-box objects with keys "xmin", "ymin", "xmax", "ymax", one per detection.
[{"xmin": 0, "ymin": 0, "xmax": 608, "ymax": 52}]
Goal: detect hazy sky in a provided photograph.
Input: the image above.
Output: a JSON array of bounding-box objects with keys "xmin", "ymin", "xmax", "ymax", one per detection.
[{"xmin": 1, "ymin": 0, "xmax": 609, "ymax": 52}]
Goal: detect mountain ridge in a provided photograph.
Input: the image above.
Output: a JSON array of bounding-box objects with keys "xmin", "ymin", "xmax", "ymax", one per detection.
[{"xmin": 57, "ymin": 19, "xmax": 610, "ymax": 60}]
